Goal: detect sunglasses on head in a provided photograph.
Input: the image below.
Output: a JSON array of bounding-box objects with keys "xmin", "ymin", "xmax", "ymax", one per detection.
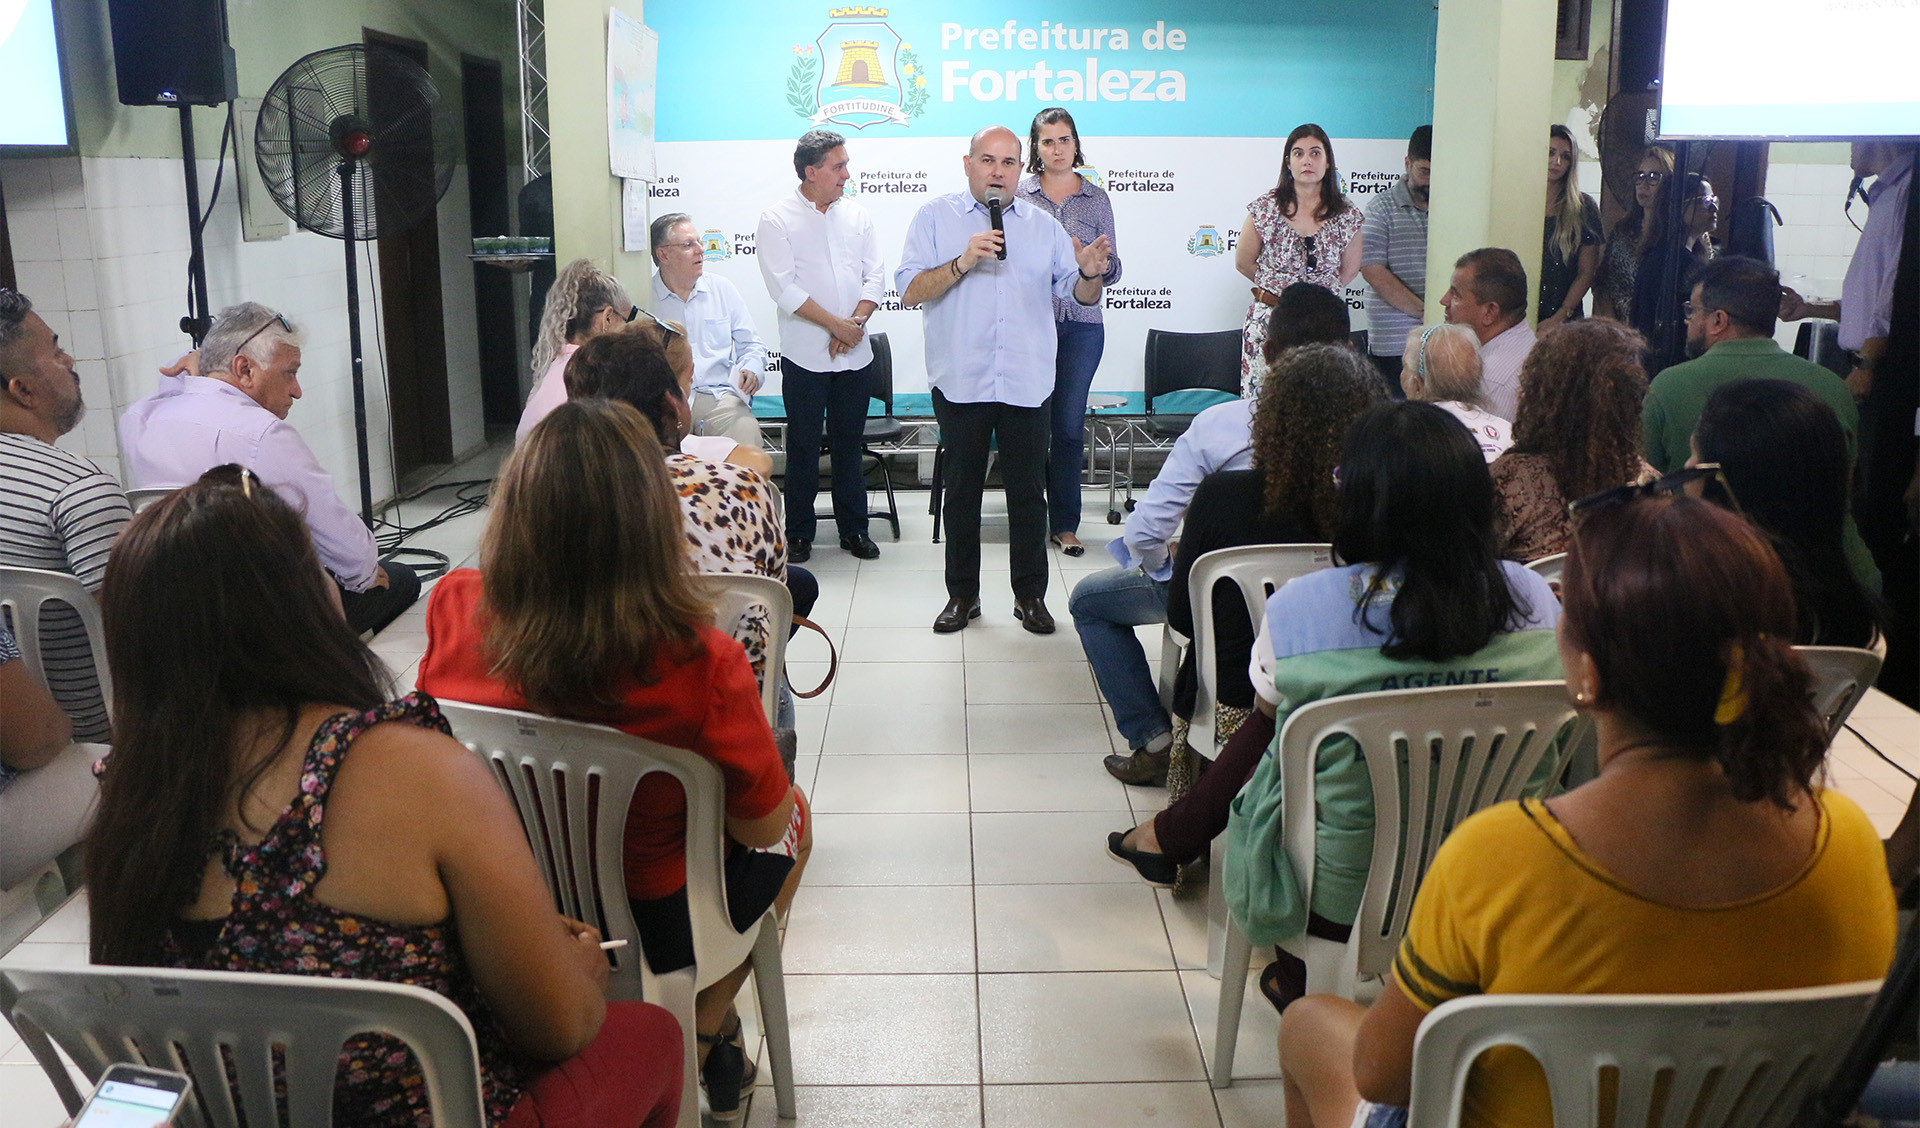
[
  {"xmin": 1568, "ymin": 463, "xmax": 1740, "ymax": 520},
  {"xmin": 628, "ymin": 305, "xmax": 684, "ymax": 347},
  {"xmin": 235, "ymin": 312, "xmax": 292, "ymax": 356}
]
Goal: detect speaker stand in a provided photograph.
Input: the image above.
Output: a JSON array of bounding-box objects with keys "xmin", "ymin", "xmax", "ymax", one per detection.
[{"xmin": 177, "ymin": 105, "xmax": 214, "ymax": 346}]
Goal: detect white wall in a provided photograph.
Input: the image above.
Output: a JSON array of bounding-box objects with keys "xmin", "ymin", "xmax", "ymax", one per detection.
[{"xmin": 3, "ymin": 151, "xmax": 494, "ymax": 501}]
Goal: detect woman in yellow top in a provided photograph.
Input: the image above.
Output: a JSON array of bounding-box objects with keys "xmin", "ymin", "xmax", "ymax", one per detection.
[{"xmin": 1277, "ymin": 492, "xmax": 1897, "ymax": 1128}]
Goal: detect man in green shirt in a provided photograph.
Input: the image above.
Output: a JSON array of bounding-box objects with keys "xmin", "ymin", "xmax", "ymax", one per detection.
[{"xmin": 1642, "ymin": 255, "xmax": 1879, "ymax": 590}]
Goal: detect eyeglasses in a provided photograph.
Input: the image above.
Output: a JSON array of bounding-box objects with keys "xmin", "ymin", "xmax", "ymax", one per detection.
[
  {"xmin": 660, "ymin": 240, "xmax": 703, "ymax": 253},
  {"xmin": 1301, "ymin": 233, "xmax": 1317, "ymax": 273},
  {"xmin": 623, "ymin": 305, "xmax": 640, "ymax": 323},
  {"xmin": 628, "ymin": 305, "xmax": 684, "ymax": 348},
  {"xmin": 1691, "ymin": 194, "xmax": 1719, "ymax": 210},
  {"xmin": 235, "ymin": 311, "xmax": 292, "ymax": 356},
  {"xmin": 1634, "ymin": 171, "xmax": 1667, "ymax": 184},
  {"xmin": 1568, "ymin": 463, "xmax": 1740, "ymax": 520}
]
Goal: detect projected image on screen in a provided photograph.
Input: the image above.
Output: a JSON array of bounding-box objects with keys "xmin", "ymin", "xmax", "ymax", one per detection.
[
  {"xmin": 1660, "ymin": 0, "xmax": 1920, "ymax": 139},
  {"xmin": 0, "ymin": 0, "xmax": 72, "ymax": 148}
]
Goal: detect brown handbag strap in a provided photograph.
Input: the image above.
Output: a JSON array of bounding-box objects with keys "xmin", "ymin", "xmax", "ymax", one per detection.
[{"xmin": 787, "ymin": 615, "xmax": 838, "ymax": 698}]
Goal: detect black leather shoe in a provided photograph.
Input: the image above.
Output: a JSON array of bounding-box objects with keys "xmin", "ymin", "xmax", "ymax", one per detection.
[
  {"xmin": 1012, "ymin": 596, "xmax": 1055, "ymax": 634},
  {"xmin": 1104, "ymin": 746, "xmax": 1170, "ymax": 786},
  {"xmin": 933, "ymin": 597, "xmax": 981, "ymax": 633},
  {"xmin": 840, "ymin": 532, "xmax": 881, "ymax": 559},
  {"xmin": 789, "ymin": 538, "xmax": 811, "ymax": 563}
]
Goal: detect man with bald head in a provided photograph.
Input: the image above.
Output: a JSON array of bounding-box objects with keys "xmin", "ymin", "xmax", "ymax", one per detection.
[
  {"xmin": 1398, "ymin": 322, "xmax": 1512, "ymax": 461},
  {"xmin": 897, "ymin": 125, "xmax": 1113, "ymax": 634}
]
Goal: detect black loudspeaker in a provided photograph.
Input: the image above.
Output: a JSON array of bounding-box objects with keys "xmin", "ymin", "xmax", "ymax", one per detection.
[
  {"xmin": 1614, "ymin": 0, "xmax": 1666, "ymax": 94},
  {"xmin": 106, "ymin": 0, "xmax": 238, "ymax": 106}
]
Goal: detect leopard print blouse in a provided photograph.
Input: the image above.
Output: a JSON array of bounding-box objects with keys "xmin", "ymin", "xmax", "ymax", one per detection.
[{"xmin": 666, "ymin": 453, "xmax": 786, "ymax": 683}]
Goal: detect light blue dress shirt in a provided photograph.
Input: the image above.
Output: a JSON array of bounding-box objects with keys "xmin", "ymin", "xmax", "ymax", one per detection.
[
  {"xmin": 1107, "ymin": 398, "xmax": 1256, "ymax": 581},
  {"xmin": 651, "ymin": 272, "xmax": 768, "ymax": 404},
  {"xmin": 894, "ymin": 191, "xmax": 1089, "ymax": 408}
]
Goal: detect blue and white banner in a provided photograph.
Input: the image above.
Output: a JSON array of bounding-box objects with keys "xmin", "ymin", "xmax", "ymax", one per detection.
[{"xmin": 643, "ymin": 1, "xmax": 1438, "ymax": 395}]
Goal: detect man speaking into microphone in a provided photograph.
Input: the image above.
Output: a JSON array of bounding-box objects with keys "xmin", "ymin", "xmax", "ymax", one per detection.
[{"xmin": 898, "ymin": 124, "xmax": 1113, "ymax": 634}]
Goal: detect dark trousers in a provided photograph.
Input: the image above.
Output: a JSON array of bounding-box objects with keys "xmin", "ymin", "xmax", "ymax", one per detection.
[
  {"xmin": 337, "ymin": 558, "xmax": 421, "ymax": 637},
  {"xmin": 782, "ymin": 356, "xmax": 873, "ymax": 541},
  {"xmin": 932, "ymin": 388, "xmax": 1050, "ymax": 602},
  {"xmin": 1048, "ymin": 320, "xmax": 1106, "ymax": 534},
  {"xmin": 1152, "ymin": 708, "xmax": 1277, "ymax": 864},
  {"xmin": 1368, "ymin": 352, "xmax": 1407, "ymax": 400}
]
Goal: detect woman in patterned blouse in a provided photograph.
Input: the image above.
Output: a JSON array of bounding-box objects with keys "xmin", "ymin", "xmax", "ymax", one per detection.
[
  {"xmin": 86, "ymin": 467, "xmax": 684, "ymax": 1128},
  {"xmin": 1235, "ymin": 124, "xmax": 1365, "ymax": 400},
  {"xmin": 1017, "ymin": 107, "xmax": 1122, "ymax": 557}
]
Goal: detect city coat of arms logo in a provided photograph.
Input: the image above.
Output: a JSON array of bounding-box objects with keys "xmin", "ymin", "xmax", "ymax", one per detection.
[
  {"xmin": 701, "ymin": 230, "xmax": 732, "ymax": 260},
  {"xmin": 787, "ymin": 7, "xmax": 927, "ymax": 129},
  {"xmin": 1187, "ymin": 225, "xmax": 1226, "ymax": 257}
]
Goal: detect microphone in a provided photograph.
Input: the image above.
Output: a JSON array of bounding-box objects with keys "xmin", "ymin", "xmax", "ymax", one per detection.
[{"xmin": 986, "ymin": 188, "xmax": 1007, "ymax": 260}]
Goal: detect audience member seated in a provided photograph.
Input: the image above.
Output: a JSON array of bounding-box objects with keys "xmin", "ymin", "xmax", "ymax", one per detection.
[
  {"xmin": 1153, "ymin": 344, "xmax": 1384, "ymax": 793},
  {"xmin": 119, "ymin": 303, "xmax": 419, "ymax": 637},
  {"xmin": 1077, "ymin": 284, "xmax": 1352, "ymax": 785},
  {"xmin": 1643, "ymin": 254, "xmax": 1879, "ymax": 591},
  {"xmin": 1491, "ymin": 319, "xmax": 1655, "ymax": 562},
  {"xmin": 417, "ymin": 401, "xmax": 808, "ymax": 1121},
  {"xmin": 1631, "ymin": 171, "xmax": 1719, "ymax": 377},
  {"xmin": 650, "ymin": 212, "xmax": 771, "ymax": 455},
  {"xmin": 1110, "ymin": 403, "xmax": 1563, "ymax": 1016},
  {"xmin": 0, "ymin": 288, "xmax": 129, "ymax": 741},
  {"xmin": 1693, "ymin": 380, "xmax": 1884, "ymax": 648},
  {"xmin": 87, "ymin": 466, "xmax": 683, "ymax": 1128},
  {"xmin": 1397, "ymin": 323, "xmax": 1512, "ymax": 461},
  {"xmin": 1276, "ymin": 494, "xmax": 1898, "ymax": 1128},
  {"xmin": 518, "ymin": 257, "xmax": 634, "ymax": 443},
  {"xmin": 0, "ymin": 624, "xmax": 106, "ymax": 889},
  {"xmin": 562, "ymin": 322, "xmax": 816, "ymax": 699},
  {"xmin": 1439, "ymin": 247, "xmax": 1534, "ymax": 420}
]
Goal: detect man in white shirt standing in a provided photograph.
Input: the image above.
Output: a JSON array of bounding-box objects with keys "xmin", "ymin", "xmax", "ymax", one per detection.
[
  {"xmin": 756, "ymin": 130, "xmax": 888, "ymax": 562},
  {"xmin": 1441, "ymin": 247, "xmax": 1535, "ymax": 421},
  {"xmin": 650, "ymin": 212, "xmax": 770, "ymax": 458}
]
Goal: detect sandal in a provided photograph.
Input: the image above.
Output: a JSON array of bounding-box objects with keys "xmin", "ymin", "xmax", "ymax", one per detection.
[
  {"xmin": 1259, "ymin": 950, "xmax": 1310, "ymax": 1016},
  {"xmin": 1050, "ymin": 533, "xmax": 1086, "ymax": 557},
  {"xmin": 697, "ymin": 1010, "xmax": 758, "ymax": 1121}
]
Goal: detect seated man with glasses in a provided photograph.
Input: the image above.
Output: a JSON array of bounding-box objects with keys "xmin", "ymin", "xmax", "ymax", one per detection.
[
  {"xmin": 648, "ymin": 212, "xmax": 774, "ymax": 464},
  {"xmin": 119, "ymin": 302, "xmax": 420, "ymax": 635}
]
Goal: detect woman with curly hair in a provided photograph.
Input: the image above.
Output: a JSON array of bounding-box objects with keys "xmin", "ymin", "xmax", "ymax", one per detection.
[
  {"xmin": 517, "ymin": 258, "xmax": 631, "ymax": 442},
  {"xmin": 1491, "ymin": 318, "xmax": 1655, "ymax": 561},
  {"xmin": 1100, "ymin": 343, "xmax": 1384, "ymax": 786},
  {"xmin": 1235, "ymin": 124, "xmax": 1364, "ymax": 400}
]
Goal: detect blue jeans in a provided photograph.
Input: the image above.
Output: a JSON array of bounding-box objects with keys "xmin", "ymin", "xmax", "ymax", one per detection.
[
  {"xmin": 1048, "ymin": 320, "xmax": 1106, "ymax": 535},
  {"xmin": 1069, "ymin": 565, "xmax": 1171, "ymax": 751}
]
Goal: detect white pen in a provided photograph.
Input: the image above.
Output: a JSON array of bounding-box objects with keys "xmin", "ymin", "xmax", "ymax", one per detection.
[{"xmin": 599, "ymin": 939, "xmax": 629, "ymax": 951}]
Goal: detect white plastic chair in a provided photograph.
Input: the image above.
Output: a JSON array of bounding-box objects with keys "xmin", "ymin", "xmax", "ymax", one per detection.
[
  {"xmin": 0, "ymin": 565, "xmax": 112, "ymax": 726},
  {"xmin": 126, "ymin": 486, "xmax": 175, "ymax": 513},
  {"xmin": 0, "ymin": 964, "xmax": 488, "ymax": 1128},
  {"xmin": 1405, "ymin": 981, "xmax": 1883, "ymax": 1128},
  {"xmin": 1185, "ymin": 544, "xmax": 1334, "ymax": 757},
  {"xmin": 1212, "ymin": 681, "xmax": 1583, "ymax": 1087},
  {"xmin": 1796, "ymin": 645, "xmax": 1884, "ymax": 746},
  {"xmin": 703, "ymin": 572, "xmax": 792, "ymax": 727},
  {"xmin": 1525, "ymin": 552, "xmax": 1567, "ymax": 585},
  {"xmin": 436, "ymin": 699, "xmax": 795, "ymax": 1126}
]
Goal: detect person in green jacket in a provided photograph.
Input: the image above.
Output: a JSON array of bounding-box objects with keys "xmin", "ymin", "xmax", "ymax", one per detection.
[{"xmin": 1640, "ymin": 255, "xmax": 1879, "ymax": 590}]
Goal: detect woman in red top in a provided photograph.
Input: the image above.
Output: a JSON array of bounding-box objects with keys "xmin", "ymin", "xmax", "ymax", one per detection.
[{"xmin": 419, "ymin": 399, "xmax": 807, "ymax": 1121}]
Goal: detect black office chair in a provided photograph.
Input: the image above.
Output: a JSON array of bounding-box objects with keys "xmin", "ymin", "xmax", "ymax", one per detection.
[
  {"xmin": 1142, "ymin": 328, "xmax": 1242, "ymax": 439},
  {"xmin": 812, "ymin": 332, "xmax": 902, "ymax": 539}
]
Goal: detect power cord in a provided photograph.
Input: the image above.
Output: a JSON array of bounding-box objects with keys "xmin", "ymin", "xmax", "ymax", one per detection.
[{"xmin": 1843, "ymin": 721, "xmax": 1918, "ymax": 784}]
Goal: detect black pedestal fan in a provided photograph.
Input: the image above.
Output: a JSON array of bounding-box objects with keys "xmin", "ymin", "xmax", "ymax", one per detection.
[{"xmin": 253, "ymin": 44, "xmax": 457, "ymax": 525}]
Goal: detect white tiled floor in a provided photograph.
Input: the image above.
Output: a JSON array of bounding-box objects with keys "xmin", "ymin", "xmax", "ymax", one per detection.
[{"xmin": 4, "ymin": 458, "xmax": 1916, "ymax": 1127}]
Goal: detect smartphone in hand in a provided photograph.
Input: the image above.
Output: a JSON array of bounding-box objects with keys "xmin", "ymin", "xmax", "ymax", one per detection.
[{"xmin": 71, "ymin": 1063, "xmax": 192, "ymax": 1126}]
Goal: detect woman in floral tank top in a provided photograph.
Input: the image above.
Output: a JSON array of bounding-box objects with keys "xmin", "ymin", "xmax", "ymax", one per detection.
[
  {"xmin": 1235, "ymin": 124, "xmax": 1365, "ymax": 401},
  {"xmin": 86, "ymin": 467, "xmax": 683, "ymax": 1128}
]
